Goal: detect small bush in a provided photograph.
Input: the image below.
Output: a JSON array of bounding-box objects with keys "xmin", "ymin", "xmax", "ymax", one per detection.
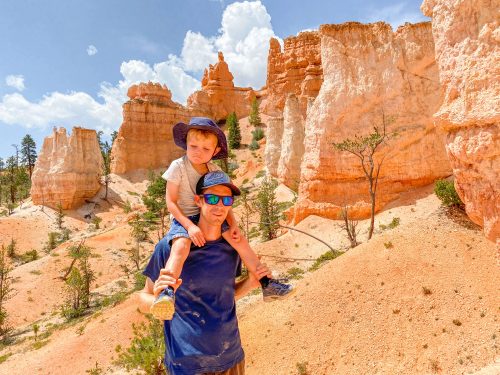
[
  {"xmin": 380, "ymin": 217, "xmax": 400, "ymax": 230},
  {"xmin": 114, "ymin": 315, "xmax": 165, "ymax": 374},
  {"xmin": 92, "ymin": 216, "xmax": 102, "ymax": 230},
  {"xmin": 296, "ymin": 361, "xmax": 309, "ymax": 375},
  {"xmin": 287, "ymin": 267, "xmax": 304, "ymax": 280},
  {"xmin": 434, "ymin": 180, "xmax": 463, "ymax": 207},
  {"xmin": 309, "ymin": 250, "xmax": 342, "ymax": 271},
  {"xmin": 20, "ymin": 249, "xmax": 39, "ymax": 264},
  {"xmin": 123, "ymin": 200, "xmax": 132, "ymax": 214},
  {"xmin": 248, "ymin": 139, "xmax": 260, "ymax": 150},
  {"xmin": 251, "ymin": 127, "xmax": 265, "ymax": 142}
]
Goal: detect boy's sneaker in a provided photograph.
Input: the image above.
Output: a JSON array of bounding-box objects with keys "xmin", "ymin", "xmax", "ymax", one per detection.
[
  {"xmin": 150, "ymin": 287, "xmax": 175, "ymax": 320},
  {"xmin": 262, "ymin": 279, "xmax": 294, "ymax": 302}
]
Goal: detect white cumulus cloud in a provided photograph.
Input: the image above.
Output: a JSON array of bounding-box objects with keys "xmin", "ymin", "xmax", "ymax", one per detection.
[
  {"xmin": 5, "ymin": 75, "xmax": 25, "ymax": 91},
  {"xmin": 0, "ymin": 1, "xmax": 278, "ymax": 133},
  {"xmin": 87, "ymin": 45, "xmax": 98, "ymax": 56}
]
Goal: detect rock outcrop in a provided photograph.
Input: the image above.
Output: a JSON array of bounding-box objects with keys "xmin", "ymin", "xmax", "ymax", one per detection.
[
  {"xmin": 294, "ymin": 22, "xmax": 452, "ymax": 223},
  {"xmin": 277, "ymin": 94, "xmax": 305, "ymax": 190},
  {"xmin": 260, "ymin": 32, "xmax": 323, "ymax": 116},
  {"xmin": 264, "ymin": 115, "xmax": 284, "ymax": 177},
  {"xmin": 31, "ymin": 127, "xmax": 103, "ymax": 209},
  {"xmin": 187, "ymin": 52, "xmax": 255, "ymax": 121},
  {"xmin": 110, "ymin": 82, "xmax": 198, "ymax": 174},
  {"xmin": 422, "ymin": 0, "xmax": 500, "ymax": 242}
]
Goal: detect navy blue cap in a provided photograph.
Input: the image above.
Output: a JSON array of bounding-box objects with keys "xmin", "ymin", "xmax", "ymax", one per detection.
[{"xmin": 196, "ymin": 171, "xmax": 241, "ymax": 196}]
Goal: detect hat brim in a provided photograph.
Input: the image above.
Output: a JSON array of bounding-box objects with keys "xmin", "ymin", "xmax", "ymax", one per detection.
[
  {"xmin": 173, "ymin": 122, "xmax": 228, "ymax": 160},
  {"xmin": 201, "ymin": 182, "xmax": 241, "ymax": 196}
]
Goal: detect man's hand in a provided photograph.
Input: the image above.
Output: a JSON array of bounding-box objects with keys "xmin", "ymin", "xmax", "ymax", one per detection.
[
  {"xmin": 248, "ymin": 262, "xmax": 272, "ymax": 289},
  {"xmin": 188, "ymin": 224, "xmax": 206, "ymax": 247},
  {"xmin": 153, "ymin": 269, "xmax": 183, "ymax": 298},
  {"xmin": 229, "ymin": 225, "xmax": 242, "ymax": 242}
]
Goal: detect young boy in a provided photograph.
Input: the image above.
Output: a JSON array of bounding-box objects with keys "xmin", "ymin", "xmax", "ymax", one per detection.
[{"xmin": 150, "ymin": 117, "xmax": 293, "ymax": 320}]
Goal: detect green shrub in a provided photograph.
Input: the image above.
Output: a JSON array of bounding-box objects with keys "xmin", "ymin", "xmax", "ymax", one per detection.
[
  {"xmin": 309, "ymin": 250, "xmax": 342, "ymax": 271},
  {"xmin": 434, "ymin": 180, "xmax": 463, "ymax": 207},
  {"xmin": 114, "ymin": 315, "xmax": 165, "ymax": 375},
  {"xmin": 379, "ymin": 217, "xmax": 400, "ymax": 230},
  {"xmin": 287, "ymin": 267, "xmax": 304, "ymax": 280},
  {"xmin": 251, "ymin": 127, "xmax": 264, "ymax": 142},
  {"xmin": 248, "ymin": 139, "xmax": 260, "ymax": 150}
]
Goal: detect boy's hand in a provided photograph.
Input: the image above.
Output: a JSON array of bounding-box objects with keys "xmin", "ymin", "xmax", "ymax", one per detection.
[
  {"xmin": 229, "ymin": 225, "xmax": 242, "ymax": 242},
  {"xmin": 188, "ymin": 224, "xmax": 206, "ymax": 247}
]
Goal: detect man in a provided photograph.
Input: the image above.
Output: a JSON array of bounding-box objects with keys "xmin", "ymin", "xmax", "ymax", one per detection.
[{"xmin": 138, "ymin": 171, "xmax": 271, "ymax": 375}]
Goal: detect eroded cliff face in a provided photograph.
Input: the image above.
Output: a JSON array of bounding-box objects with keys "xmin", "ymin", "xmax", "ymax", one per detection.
[
  {"xmin": 187, "ymin": 52, "xmax": 255, "ymax": 121},
  {"xmin": 294, "ymin": 22, "xmax": 452, "ymax": 223},
  {"xmin": 110, "ymin": 82, "xmax": 197, "ymax": 174},
  {"xmin": 422, "ymin": 0, "xmax": 500, "ymax": 242},
  {"xmin": 31, "ymin": 127, "xmax": 103, "ymax": 209},
  {"xmin": 277, "ymin": 94, "xmax": 305, "ymax": 190},
  {"xmin": 260, "ymin": 32, "xmax": 323, "ymax": 116}
]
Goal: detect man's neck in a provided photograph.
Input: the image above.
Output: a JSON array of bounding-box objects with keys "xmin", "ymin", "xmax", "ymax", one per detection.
[{"xmin": 197, "ymin": 218, "xmax": 223, "ymax": 242}]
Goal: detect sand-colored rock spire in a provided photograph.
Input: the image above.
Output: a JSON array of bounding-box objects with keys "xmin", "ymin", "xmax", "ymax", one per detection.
[{"xmin": 31, "ymin": 127, "xmax": 103, "ymax": 209}]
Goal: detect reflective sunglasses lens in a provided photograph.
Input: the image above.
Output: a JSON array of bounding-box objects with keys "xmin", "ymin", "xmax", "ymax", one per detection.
[
  {"xmin": 222, "ymin": 196, "xmax": 234, "ymax": 206},
  {"xmin": 204, "ymin": 194, "xmax": 220, "ymax": 205}
]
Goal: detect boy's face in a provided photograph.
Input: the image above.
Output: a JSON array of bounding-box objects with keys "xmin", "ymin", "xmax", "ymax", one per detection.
[{"xmin": 186, "ymin": 132, "xmax": 221, "ymax": 165}]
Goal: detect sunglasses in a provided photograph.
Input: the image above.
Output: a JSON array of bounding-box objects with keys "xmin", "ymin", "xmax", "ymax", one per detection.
[{"xmin": 201, "ymin": 194, "xmax": 234, "ymax": 206}]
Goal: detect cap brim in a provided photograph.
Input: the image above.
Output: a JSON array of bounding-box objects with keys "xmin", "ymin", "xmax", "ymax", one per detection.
[{"xmin": 203, "ymin": 182, "xmax": 241, "ymax": 196}]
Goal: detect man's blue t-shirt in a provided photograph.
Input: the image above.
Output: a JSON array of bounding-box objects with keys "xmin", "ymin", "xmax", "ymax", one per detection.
[{"xmin": 143, "ymin": 237, "xmax": 244, "ymax": 375}]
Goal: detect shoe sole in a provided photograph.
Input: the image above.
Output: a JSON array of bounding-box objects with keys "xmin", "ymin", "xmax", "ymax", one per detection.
[
  {"xmin": 150, "ymin": 297, "xmax": 175, "ymax": 320},
  {"xmin": 263, "ymin": 286, "xmax": 295, "ymax": 302}
]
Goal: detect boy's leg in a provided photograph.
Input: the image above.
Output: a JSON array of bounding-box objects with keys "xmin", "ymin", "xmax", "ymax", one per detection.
[
  {"xmin": 222, "ymin": 232, "xmax": 270, "ymax": 287},
  {"xmin": 150, "ymin": 237, "xmax": 192, "ymax": 320},
  {"xmin": 165, "ymin": 237, "xmax": 192, "ymax": 279}
]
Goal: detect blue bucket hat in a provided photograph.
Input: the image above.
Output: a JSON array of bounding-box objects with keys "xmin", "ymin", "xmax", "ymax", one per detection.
[
  {"xmin": 196, "ymin": 171, "xmax": 241, "ymax": 196},
  {"xmin": 173, "ymin": 117, "xmax": 228, "ymax": 160}
]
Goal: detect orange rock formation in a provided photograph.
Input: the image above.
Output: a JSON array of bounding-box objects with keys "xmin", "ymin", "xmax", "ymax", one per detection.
[
  {"xmin": 187, "ymin": 52, "xmax": 255, "ymax": 121},
  {"xmin": 422, "ymin": 0, "xmax": 500, "ymax": 242},
  {"xmin": 31, "ymin": 127, "xmax": 103, "ymax": 209},
  {"xmin": 110, "ymin": 82, "xmax": 199, "ymax": 174},
  {"xmin": 294, "ymin": 22, "xmax": 452, "ymax": 223},
  {"xmin": 260, "ymin": 32, "xmax": 323, "ymax": 116}
]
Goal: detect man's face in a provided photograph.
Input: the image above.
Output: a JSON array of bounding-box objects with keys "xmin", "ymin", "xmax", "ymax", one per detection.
[{"xmin": 196, "ymin": 185, "xmax": 233, "ymax": 226}]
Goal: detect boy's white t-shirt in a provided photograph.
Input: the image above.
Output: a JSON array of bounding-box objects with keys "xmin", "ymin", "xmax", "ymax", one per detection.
[{"xmin": 162, "ymin": 155, "xmax": 222, "ymax": 217}]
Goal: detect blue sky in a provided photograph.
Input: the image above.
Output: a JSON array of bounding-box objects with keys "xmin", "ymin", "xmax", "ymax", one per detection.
[{"xmin": 0, "ymin": 0, "xmax": 428, "ymax": 159}]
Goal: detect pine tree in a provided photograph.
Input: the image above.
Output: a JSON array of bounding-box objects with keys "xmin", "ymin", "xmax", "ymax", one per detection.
[
  {"xmin": 249, "ymin": 97, "xmax": 261, "ymax": 127},
  {"xmin": 0, "ymin": 244, "xmax": 13, "ymax": 338},
  {"xmin": 227, "ymin": 112, "xmax": 241, "ymax": 149},
  {"xmin": 5, "ymin": 156, "xmax": 17, "ymax": 204},
  {"xmin": 21, "ymin": 134, "xmax": 37, "ymax": 178},
  {"xmin": 255, "ymin": 176, "xmax": 282, "ymax": 241},
  {"xmin": 56, "ymin": 203, "xmax": 65, "ymax": 229}
]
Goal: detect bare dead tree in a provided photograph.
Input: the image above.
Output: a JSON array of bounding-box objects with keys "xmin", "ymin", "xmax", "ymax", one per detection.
[{"xmin": 339, "ymin": 205, "xmax": 360, "ymax": 248}]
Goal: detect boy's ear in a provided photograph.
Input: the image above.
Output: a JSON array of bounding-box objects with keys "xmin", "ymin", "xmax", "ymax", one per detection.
[{"xmin": 213, "ymin": 146, "xmax": 221, "ymax": 156}]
